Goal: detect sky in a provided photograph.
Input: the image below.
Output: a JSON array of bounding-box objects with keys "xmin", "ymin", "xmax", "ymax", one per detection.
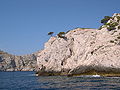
[{"xmin": 0, "ymin": 0, "xmax": 120, "ymax": 55}]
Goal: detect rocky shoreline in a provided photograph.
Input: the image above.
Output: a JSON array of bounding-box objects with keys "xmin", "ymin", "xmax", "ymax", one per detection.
[
  {"xmin": 36, "ymin": 13, "xmax": 120, "ymax": 77},
  {"xmin": 36, "ymin": 66, "xmax": 120, "ymax": 77},
  {"xmin": 1, "ymin": 13, "xmax": 120, "ymax": 77}
]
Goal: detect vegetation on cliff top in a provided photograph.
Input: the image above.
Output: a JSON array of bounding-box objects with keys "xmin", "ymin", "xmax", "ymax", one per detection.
[
  {"xmin": 48, "ymin": 14, "xmax": 120, "ymax": 37},
  {"xmin": 48, "ymin": 32, "xmax": 54, "ymax": 36},
  {"xmin": 57, "ymin": 32, "xmax": 66, "ymax": 38},
  {"xmin": 99, "ymin": 14, "xmax": 120, "ymax": 31},
  {"xmin": 101, "ymin": 16, "xmax": 112, "ymax": 24}
]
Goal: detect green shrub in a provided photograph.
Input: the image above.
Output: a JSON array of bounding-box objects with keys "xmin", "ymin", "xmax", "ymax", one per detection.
[
  {"xmin": 107, "ymin": 26, "xmax": 116, "ymax": 31},
  {"xmin": 106, "ymin": 22, "xmax": 118, "ymax": 31},
  {"xmin": 48, "ymin": 32, "xmax": 54, "ymax": 36},
  {"xmin": 101, "ymin": 16, "xmax": 112, "ymax": 24},
  {"xmin": 105, "ymin": 23, "xmax": 111, "ymax": 26},
  {"xmin": 106, "ymin": 22, "xmax": 118, "ymax": 27},
  {"xmin": 57, "ymin": 32, "xmax": 66, "ymax": 38},
  {"xmin": 112, "ymin": 22, "xmax": 118, "ymax": 26},
  {"xmin": 116, "ymin": 16, "xmax": 120, "ymax": 20}
]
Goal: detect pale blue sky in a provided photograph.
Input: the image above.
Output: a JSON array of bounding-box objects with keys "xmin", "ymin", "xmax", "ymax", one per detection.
[{"xmin": 0, "ymin": 0, "xmax": 120, "ymax": 55}]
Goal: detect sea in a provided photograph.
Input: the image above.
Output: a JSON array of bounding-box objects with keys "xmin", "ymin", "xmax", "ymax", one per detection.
[{"xmin": 0, "ymin": 71, "xmax": 120, "ymax": 90}]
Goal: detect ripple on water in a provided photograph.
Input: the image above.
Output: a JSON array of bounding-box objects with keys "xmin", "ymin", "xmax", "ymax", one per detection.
[{"xmin": 0, "ymin": 72, "xmax": 120, "ymax": 90}]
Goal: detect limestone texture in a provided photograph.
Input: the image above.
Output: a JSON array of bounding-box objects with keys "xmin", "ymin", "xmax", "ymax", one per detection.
[
  {"xmin": 0, "ymin": 50, "xmax": 39, "ymax": 71},
  {"xmin": 37, "ymin": 13, "xmax": 120, "ymax": 76}
]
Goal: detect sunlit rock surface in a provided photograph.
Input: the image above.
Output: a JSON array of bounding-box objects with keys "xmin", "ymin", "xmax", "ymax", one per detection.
[
  {"xmin": 37, "ymin": 13, "xmax": 120, "ymax": 76},
  {"xmin": 0, "ymin": 50, "xmax": 40, "ymax": 71}
]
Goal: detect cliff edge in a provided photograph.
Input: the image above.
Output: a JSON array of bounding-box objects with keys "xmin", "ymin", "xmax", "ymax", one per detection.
[{"xmin": 37, "ymin": 13, "xmax": 120, "ymax": 76}]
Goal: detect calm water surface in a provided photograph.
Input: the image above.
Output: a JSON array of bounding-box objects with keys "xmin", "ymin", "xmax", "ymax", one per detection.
[{"xmin": 0, "ymin": 71, "xmax": 120, "ymax": 90}]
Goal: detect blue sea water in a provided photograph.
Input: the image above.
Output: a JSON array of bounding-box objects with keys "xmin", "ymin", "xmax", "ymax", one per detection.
[{"xmin": 0, "ymin": 72, "xmax": 120, "ymax": 90}]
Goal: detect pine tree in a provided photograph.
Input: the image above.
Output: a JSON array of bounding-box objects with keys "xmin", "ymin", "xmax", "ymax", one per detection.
[{"xmin": 48, "ymin": 32, "xmax": 54, "ymax": 36}]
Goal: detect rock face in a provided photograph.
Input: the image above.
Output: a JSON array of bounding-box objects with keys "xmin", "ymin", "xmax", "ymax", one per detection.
[
  {"xmin": 37, "ymin": 13, "xmax": 120, "ymax": 76},
  {"xmin": 0, "ymin": 50, "xmax": 39, "ymax": 71}
]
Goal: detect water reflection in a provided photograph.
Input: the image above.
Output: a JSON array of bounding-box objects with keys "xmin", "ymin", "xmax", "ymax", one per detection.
[{"xmin": 37, "ymin": 76, "xmax": 120, "ymax": 90}]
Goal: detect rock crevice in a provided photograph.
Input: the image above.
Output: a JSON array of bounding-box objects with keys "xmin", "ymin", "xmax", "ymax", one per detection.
[{"xmin": 37, "ymin": 14, "xmax": 120, "ymax": 76}]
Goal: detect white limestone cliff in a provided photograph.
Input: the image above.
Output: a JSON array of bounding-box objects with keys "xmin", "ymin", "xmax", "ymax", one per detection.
[{"xmin": 37, "ymin": 13, "xmax": 120, "ymax": 76}]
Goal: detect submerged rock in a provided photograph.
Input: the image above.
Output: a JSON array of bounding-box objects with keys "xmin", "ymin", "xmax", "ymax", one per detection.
[{"xmin": 37, "ymin": 13, "xmax": 120, "ymax": 76}]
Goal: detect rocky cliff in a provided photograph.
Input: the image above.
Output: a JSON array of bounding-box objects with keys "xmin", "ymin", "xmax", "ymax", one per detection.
[
  {"xmin": 37, "ymin": 13, "xmax": 120, "ymax": 76},
  {"xmin": 0, "ymin": 50, "xmax": 39, "ymax": 71}
]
